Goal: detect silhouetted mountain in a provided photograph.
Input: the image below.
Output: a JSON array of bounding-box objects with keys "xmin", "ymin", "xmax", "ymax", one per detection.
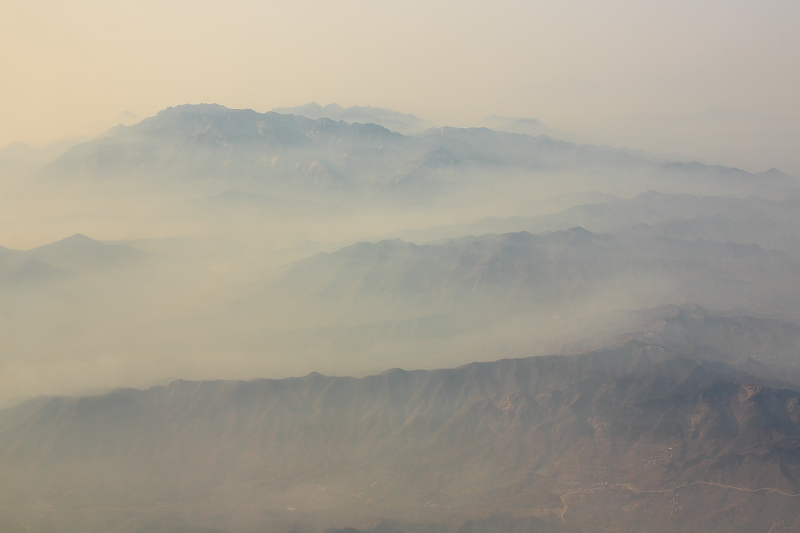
[
  {"xmin": 1, "ymin": 335, "xmax": 798, "ymax": 533},
  {"xmin": 8, "ymin": 104, "xmax": 800, "ymax": 533}
]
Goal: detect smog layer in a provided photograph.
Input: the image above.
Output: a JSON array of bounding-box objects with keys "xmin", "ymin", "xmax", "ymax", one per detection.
[{"xmin": 1, "ymin": 104, "xmax": 799, "ymax": 532}]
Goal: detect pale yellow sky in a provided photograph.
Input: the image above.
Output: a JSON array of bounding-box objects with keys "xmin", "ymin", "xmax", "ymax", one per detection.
[{"xmin": 1, "ymin": 0, "xmax": 798, "ymax": 173}]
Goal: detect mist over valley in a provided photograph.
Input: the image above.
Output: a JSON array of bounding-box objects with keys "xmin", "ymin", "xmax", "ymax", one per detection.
[{"xmin": 1, "ymin": 98, "xmax": 799, "ymax": 532}]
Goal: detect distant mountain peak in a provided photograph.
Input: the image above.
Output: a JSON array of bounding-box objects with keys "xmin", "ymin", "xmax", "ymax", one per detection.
[
  {"xmin": 25, "ymin": 234, "xmax": 149, "ymax": 272},
  {"xmin": 40, "ymin": 103, "xmax": 798, "ymax": 201},
  {"xmin": 32, "ymin": 233, "xmax": 102, "ymax": 250},
  {"xmin": 156, "ymin": 103, "xmax": 231, "ymax": 116},
  {"xmin": 762, "ymin": 167, "xmax": 797, "ymax": 182},
  {"xmin": 272, "ymin": 102, "xmax": 434, "ymax": 134},
  {"xmin": 477, "ymin": 115, "xmax": 576, "ymax": 141}
]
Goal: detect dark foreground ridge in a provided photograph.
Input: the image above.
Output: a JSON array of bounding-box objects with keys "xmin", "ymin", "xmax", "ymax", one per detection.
[{"xmin": 1, "ymin": 309, "xmax": 800, "ymax": 533}]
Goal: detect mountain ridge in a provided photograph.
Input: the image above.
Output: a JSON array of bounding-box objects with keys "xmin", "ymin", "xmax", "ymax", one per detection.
[
  {"xmin": 272, "ymin": 102, "xmax": 435, "ymax": 135},
  {"xmin": 255, "ymin": 228, "xmax": 800, "ymax": 327},
  {"xmin": 2, "ymin": 333, "xmax": 799, "ymax": 532},
  {"xmin": 37, "ymin": 104, "xmax": 797, "ymax": 200}
]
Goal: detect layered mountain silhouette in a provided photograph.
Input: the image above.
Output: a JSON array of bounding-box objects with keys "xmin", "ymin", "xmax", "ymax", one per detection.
[
  {"xmin": 1, "ymin": 313, "xmax": 799, "ymax": 533},
  {"xmin": 5, "ymin": 225, "xmax": 800, "ymax": 409},
  {"xmin": 4, "ymin": 103, "xmax": 800, "ymax": 533}
]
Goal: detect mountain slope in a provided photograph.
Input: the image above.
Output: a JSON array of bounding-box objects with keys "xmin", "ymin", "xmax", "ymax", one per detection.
[{"xmin": 1, "ymin": 339, "xmax": 798, "ymax": 533}]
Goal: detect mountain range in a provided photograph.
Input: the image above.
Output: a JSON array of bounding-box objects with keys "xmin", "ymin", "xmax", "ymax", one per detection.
[
  {"xmin": 252, "ymin": 228, "xmax": 800, "ymax": 326},
  {"xmin": 36, "ymin": 104, "xmax": 797, "ymax": 201},
  {"xmin": 1, "ymin": 307, "xmax": 799, "ymax": 533},
  {"xmin": 1, "ymin": 103, "xmax": 800, "ymax": 532}
]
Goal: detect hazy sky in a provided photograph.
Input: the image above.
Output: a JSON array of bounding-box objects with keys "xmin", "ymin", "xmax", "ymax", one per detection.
[{"xmin": 1, "ymin": 0, "xmax": 798, "ymax": 173}]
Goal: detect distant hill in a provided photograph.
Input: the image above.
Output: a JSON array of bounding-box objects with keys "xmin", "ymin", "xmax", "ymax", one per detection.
[
  {"xmin": 1, "ymin": 322, "xmax": 799, "ymax": 533},
  {"xmin": 0, "ymin": 234, "xmax": 149, "ymax": 287},
  {"xmin": 26, "ymin": 233, "xmax": 150, "ymax": 273}
]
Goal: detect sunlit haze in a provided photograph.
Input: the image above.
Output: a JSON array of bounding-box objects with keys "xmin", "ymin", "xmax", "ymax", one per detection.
[{"xmin": 2, "ymin": 0, "xmax": 799, "ymax": 174}]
